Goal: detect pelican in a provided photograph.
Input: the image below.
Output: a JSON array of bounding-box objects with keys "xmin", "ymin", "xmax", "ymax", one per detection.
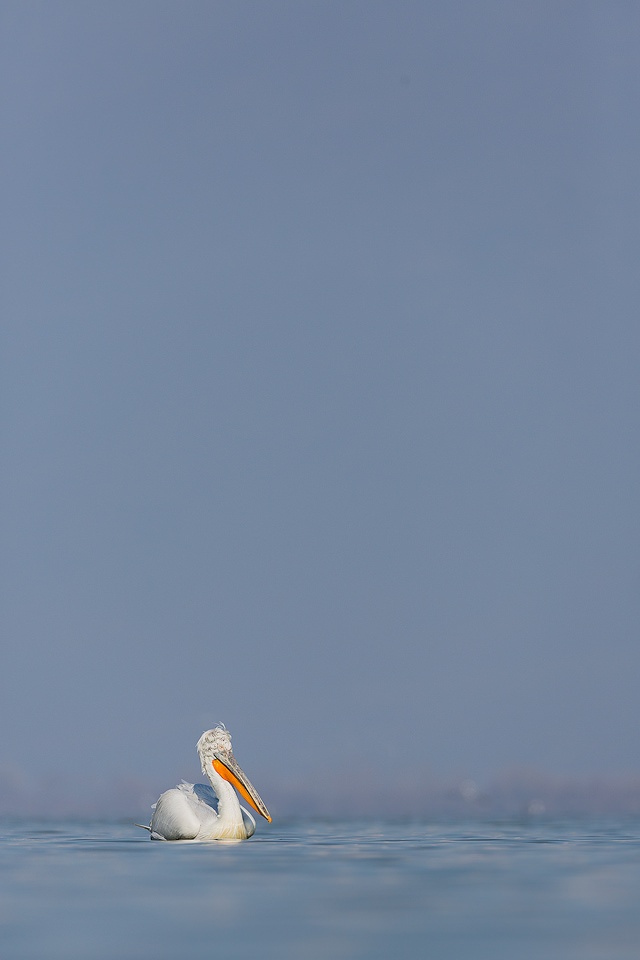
[{"xmin": 140, "ymin": 725, "xmax": 271, "ymax": 840}]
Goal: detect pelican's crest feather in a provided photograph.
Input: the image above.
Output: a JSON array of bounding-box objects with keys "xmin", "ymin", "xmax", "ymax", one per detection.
[{"xmin": 196, "ymin": 724, "xmax": 232, "ymax": 772}]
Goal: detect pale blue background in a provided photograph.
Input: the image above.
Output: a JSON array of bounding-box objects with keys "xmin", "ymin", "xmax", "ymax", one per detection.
[{"xmin": 2, "ymin": 1, "xmax": 639, "ymax": 816}]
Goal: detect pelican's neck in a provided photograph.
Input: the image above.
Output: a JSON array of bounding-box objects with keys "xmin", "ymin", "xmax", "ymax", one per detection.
[{"xmin": 205, "ymin": 762, "xmax": 248, "ymax": 838}]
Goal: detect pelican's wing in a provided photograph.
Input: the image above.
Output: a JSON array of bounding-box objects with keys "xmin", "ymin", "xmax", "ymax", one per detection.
[
  {"xmin": 189, "ymin": 781, "xmax": 219, "ymax": 809},
  {"xmin": 240, "ymin": 805, "xmax": 256, "ymax": 838},
  {"xmin": 150, "ymin": 782, "xmax": 219, "ymax": 840}
]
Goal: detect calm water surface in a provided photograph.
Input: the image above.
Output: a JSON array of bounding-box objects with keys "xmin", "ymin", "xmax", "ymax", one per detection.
[{"xmin": 2, "ymin": 818, "xmax": 640, "ymax": 959}]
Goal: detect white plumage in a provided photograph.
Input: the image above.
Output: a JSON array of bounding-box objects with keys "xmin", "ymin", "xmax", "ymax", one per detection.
[
  {"xmin": 141, "ymin": 725, "xmax": 271, "ymax": 841},
  {"xmin": 150, "ymin": 780, "xmax": 256, "ymax": 840}
]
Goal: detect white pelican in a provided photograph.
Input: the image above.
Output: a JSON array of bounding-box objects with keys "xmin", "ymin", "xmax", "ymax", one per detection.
[{"xmin": 140, "ymin": 725, "xmax": 271, "ymax": 840}]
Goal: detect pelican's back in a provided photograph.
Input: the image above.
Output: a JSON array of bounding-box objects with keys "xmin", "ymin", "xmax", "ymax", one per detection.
[
  {"xmin": 150, "ymin": 782, "xmax": 218, "ymax": 840},
  {"xmin": 146, "ymin": 779, "xmax": 257, "ymax": 840}
]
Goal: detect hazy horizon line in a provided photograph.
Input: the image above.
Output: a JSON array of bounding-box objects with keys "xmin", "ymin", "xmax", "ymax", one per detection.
[{"xmin": 3, "ymin": 765, "xmax": 640, "ymax": 819}]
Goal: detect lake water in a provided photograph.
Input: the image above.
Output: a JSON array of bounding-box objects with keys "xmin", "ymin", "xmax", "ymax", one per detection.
[{"xmin": 2, "ymin": 817, "xmax": 640, "ymax": 959}]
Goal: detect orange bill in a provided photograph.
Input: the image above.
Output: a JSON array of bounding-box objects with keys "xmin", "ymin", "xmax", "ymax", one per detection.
[{"xmin": 213, "ymin": 757, "xmax": 272, "ymax": 822}]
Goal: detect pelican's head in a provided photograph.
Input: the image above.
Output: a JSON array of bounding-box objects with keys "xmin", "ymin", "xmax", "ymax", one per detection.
[{"xmin": 197, "ymin": 725, "xmax": 271, "ymax": 823}]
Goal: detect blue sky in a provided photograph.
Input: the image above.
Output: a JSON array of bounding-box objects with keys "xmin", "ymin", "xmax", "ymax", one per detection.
[{"xmin": 2, "ymin": 1, "xmax": 639, "ymax": 815}]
